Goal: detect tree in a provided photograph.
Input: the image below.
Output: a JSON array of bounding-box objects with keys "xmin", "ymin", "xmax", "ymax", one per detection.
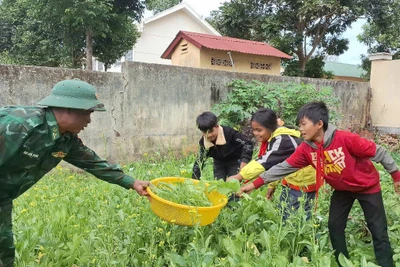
[
  {"xmin": 208, "ymin": 0, "xmax": 362, "ymax": 74},
  {"xmin": 357, "ymin": 0, "xmax": 400, "ymax": 79},
  {"xmin": 145, "ymin": 0, "xmax": 182, "ymax": 15},
  {"xmin": 93, "ymin": 14, "xmax": 139, "ymax": 71},
  {"xmin": 0, "ymin": 0, "xmax": 144, "ymax": 69},
  {"xmin": 282, "ymin": 56, "xmax": 334, "ymax": 78}
]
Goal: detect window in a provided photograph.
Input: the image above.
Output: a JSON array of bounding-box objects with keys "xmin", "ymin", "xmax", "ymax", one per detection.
[
  {"xmin": 250, "ymin": 62, "xmax": 271, "ymax": 70},
  {"xmin": 211, "ymin": 58, "xmax": 233, "ymax": 67},
  {"xmin": 181, "ymin": 43, "xmax": 188, "ymax": 54}
]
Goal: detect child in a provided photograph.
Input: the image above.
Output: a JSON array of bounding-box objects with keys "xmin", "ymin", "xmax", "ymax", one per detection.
[
  {"xmin": 227, "ymin": 108, "xmax": 316, "ymax": 220},
  {"xmin": 192, "ymin": 111, "xmax": 254, "ymax": 181},
  {"xmin": 241, "ymin": 101, "xmax": 400, "ymax": 267}
]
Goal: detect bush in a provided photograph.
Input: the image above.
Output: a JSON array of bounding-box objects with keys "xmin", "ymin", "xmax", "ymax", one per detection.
[{"xmin": 212, "ymin": 80, "xmax": 341, "ymax": 131}]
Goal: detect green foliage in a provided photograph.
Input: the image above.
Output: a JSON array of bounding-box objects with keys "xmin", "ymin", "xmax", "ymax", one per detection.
[
  {"xmin": 145, "ymin": 0, "xmax": 182, "ymax": 14},
  {"xmin": 357, "ymin": 0, "xmax": 400, "ymax": 78},
  {"xmin": 0, "ymin": 0, "xmax": 143, "ymax": 68},
  {"xmin": 282, "ymin": 56, "xmax": 334, "ymax": 78},
  {"xmin": 93, "ymin": 14, "xmax": 139, "ymax": 70},
  {"xmin": 208, "ymin": 0, "xmax": 360, "ymax": 73},
  {"xmin": 211, "ymin": 80, "xmax": 341, "ymax": 129},
  {"xmin": 0, "ymin": 51, "xmax": 14, "ymax": 64},
  {"xmin": 11, "ymin": 152, "xmax": 400, "ymax": 266}
]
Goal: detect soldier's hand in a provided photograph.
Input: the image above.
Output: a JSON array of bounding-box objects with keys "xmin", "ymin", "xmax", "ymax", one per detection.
[{"xmin": 132, "ymin": 180, "xmax": 151, "ymax": 199}]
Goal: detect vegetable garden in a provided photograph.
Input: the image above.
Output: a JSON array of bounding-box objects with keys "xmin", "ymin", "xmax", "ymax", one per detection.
[{"xmin": 13, "ymin": 152, "xmax": 400, "ymax": 267}]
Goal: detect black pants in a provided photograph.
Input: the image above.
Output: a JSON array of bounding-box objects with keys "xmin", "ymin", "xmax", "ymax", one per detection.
[
  {"xmin": 328, "ymin": 190, "xmax": 393, "ymax": 267},
  {"xmin": 213, "ymin": 159, "xmax": 240, "ymax": 181}
]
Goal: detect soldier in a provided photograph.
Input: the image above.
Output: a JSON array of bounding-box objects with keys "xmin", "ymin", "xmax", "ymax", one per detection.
[{"xmin": 0, "ymin": 79, "xmax": 150, "ymax": 267}]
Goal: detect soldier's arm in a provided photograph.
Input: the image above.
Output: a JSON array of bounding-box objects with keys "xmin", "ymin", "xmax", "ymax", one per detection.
[
  {"xmin": 63, "ymin": 136, "xmax": 135, "ymax": 189},
  {"xmin": 0, "ymin": 118, "xmax": 29, "ymax": 166}
]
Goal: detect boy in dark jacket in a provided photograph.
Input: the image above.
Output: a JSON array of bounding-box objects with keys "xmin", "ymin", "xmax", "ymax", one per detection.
[
  {"xmin": 192, "ymin": 112, "xmax": 254, "ymax": 181},
  {"xmin": 241, "ymin": 101, "xmax": 400, "ymax": 267}
]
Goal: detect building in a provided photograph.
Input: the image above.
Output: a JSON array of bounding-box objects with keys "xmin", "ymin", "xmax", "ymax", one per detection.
[
  {"xmin": 324, "ymin": 61, "xmax": 366, "ymax": 82},
  {"xmin": 161, "ymin": 31, "xmax": 291, "ymax": 75},
  {"xmin": 104, "ymin": 2, "xmax": 220, "ymax": 72}
]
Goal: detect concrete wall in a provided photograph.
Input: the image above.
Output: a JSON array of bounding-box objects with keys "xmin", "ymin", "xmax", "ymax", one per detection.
[
  {"xmin": 370, "ymin": 57, "xmax": 400, "ymax": 134},
  {"xmin": 0, "ymin": 62, "xmax": 370, "ymax": 163}
]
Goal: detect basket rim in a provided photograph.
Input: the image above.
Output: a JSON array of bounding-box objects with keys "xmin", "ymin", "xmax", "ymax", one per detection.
[{"xmin": 146, "ymin": 177, "xmax": 228, "ymax": 210}]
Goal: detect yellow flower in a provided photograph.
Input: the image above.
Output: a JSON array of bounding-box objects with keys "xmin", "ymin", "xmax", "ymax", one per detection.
[
  {"xmin": 29, "ymin": 202, "xmax": 37, "ymax": 207},
  {"xmin": 166, "ymin": 231, "xmax": 171, "ymax": 237},
  {"xmin": 20, "ymin": 209, "xmax": 28, "ymax": 214},
  {"xmin": 171, "ymin": 219, "xmax": 176, "ymax": 223},
  {"xmin": 157, "ymin": 228, "xmax": 163, "ymax": 233},
  {"xmin": 159, "ymin": 241, "xmax": 165, "ymax": 247},
  {"xmin": 301, "ymin": 257, "xmax": 309, "ymax": 263},
  {"xmin": 97, "ymin": 224, "xmax": 103, "ymax": 228}
]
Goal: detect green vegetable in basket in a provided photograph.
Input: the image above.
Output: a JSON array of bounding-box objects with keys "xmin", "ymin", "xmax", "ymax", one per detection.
[
  {"xmin": 205, "ymin": 179, "xmax": 241, "ymax": 195},
  {"xmin": 152, "ymin": 179, "xmax": 212, "ymax": 207}
]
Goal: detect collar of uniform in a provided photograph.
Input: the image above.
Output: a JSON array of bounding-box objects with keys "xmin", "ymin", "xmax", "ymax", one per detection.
[
  {"xmin": 204, "ymin": 125, "xmax": 226, "ymax": 149},
  {"xmin": 45, "ymin": 109, "xmax": 61, "ymax": 141}
]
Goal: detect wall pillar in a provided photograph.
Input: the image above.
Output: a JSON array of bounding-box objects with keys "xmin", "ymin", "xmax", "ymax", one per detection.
[{"xmin": 369, "ymin": 52, "xmax": 400, "ymax": 134}]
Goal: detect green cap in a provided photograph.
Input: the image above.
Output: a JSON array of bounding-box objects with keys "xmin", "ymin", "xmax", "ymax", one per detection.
[{"xmin": 38, "ymin": 79, "xmax": 106, "ymax": 111}]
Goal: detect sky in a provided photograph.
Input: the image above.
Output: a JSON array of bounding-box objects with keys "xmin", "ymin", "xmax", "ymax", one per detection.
[{"xmin": 181, "ymin": 0, "xmax": 369, "ymax": 65}]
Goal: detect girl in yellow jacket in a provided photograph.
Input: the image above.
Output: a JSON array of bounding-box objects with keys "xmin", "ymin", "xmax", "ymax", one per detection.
[{"xmin": 228, "ymin": 108, "xmax": 316, "ymax": 220}]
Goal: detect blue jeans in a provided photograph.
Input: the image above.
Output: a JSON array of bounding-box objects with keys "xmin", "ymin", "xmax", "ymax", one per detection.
[{"xmin": 279, "ymin": 186, "xmax": 316, "ymax": 221}]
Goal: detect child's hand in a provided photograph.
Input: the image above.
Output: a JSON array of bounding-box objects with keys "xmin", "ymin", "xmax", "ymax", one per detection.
[
  {"xmin": 266, "ymin": 187, "xmax": 276, "ymax": 200},
  {"xmin": 240, "ymin": 183, "xmax": 255, "ymax": 194},
  {"xmin": 394, "ymin": 181, "xmax": 400, "ymax": 194}
]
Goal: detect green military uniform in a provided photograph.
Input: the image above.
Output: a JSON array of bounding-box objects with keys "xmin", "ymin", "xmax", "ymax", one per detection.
[{"xmin": 0, "ymin": 80, "xmax": 136, "ymax": 266}]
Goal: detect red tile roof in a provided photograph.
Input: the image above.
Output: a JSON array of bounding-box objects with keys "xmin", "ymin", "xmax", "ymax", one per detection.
[{"xmin": 161, "ymin": 31, "xmax": 291, "ymax": 59}]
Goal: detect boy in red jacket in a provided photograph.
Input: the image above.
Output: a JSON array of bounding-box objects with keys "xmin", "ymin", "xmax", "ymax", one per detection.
[{"xmin": 241, "ymin": 101, "xmax": 400, "ymax": 267}]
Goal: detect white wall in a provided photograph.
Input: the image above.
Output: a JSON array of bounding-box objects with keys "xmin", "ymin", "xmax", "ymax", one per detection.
[{"xmin": 133, "ymin": 10, "xmax": 215, "ymax": 65}]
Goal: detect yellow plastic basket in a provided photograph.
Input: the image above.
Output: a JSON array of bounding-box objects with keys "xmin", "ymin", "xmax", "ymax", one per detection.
[{"xmin": 146, "ymin": 177, "xmax": 228, "ymax": 226}]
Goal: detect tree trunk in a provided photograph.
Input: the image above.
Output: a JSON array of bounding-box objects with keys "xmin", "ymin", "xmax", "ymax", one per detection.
[
  {"xmin": 86, "ymin": 29, "xmax": 93, "ymax": 71},
  {"xmin": 298, "ymin": 55, "xmax": 307, "ymax": 72}
]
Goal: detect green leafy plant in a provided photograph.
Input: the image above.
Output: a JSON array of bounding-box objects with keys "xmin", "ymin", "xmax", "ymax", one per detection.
[
  {"xmin": 212, "ymin": 80, "xmax": 342, "ymax": 130},
  {"xmin": 11, "ymin": 152, "xmax": 400, "ymax": 266},
  {"xmin": 152, "ymin": 180, "xmax": 212, "ymax": 207}
]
